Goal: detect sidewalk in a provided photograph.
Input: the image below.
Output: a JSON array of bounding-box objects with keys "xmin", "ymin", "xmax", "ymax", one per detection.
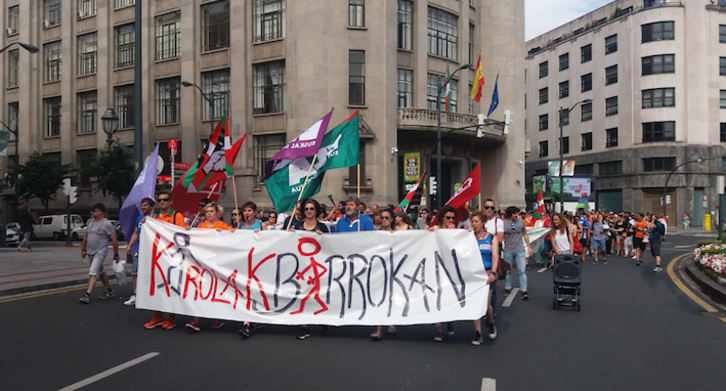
[{"xmin": 0, "ymin": 245, "xmax": 128, "ymax": 297}]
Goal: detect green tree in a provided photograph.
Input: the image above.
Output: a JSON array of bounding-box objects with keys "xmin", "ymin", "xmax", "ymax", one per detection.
[
  {"xmin": 13, "ymin": 152, "xmax": 75, "ymax": 213},
  {"xmin": 85, "ymin": 144, "xmax": 135, "ymax": 210}
]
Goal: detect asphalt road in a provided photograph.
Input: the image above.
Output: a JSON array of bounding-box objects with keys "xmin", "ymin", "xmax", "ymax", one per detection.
[{"xmin": 2, "ymin": 234, "xmax": 726, "ymax": 391}]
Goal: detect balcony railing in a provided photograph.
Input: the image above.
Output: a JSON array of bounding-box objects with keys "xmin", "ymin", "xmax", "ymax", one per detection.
[{"xmin": 397, "ymin": 108, "xmax": 506, "ymax": 140}]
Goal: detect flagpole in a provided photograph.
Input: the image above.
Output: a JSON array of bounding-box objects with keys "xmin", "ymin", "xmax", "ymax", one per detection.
[
  {"xmin": 479, "ymin": 193, "xmax": 482, "ymax": 211},
  {"xmin": 286, "ymin": 154, "xmax": 319, "ymax": 231},
  {"xmin": 189, "ymin": 182, "xmax": 219, "ymax": 228},
  {"xmin": 357, "ymin": 164, "xmax": 361, "ymax": 232},
  {"xmin": 232, "ymin": 175, "xmax": 239, "ymax": 210}
]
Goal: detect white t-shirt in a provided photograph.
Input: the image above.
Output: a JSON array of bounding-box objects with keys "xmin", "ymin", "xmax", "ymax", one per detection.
[
  {"xmin": 457, "ymin": 219, "xmax": 471, "ymax": 230},
  {"xmin": 485, "ymin": 217, "xmax": 504, "ymax": 236},
  {"xmin": 277, "ymin": 213, "xmax": 288, "ymax": 225}
]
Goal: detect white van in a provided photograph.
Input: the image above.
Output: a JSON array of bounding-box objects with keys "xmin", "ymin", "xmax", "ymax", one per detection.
[{"xmin": 34, "ymin": 214, "xmax": 85, "ymax": 240}]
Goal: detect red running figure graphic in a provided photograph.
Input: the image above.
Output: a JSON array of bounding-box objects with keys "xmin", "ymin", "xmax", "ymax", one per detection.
[{"xmin": 290, "ymin": 237, "xmax": 329, "ymax": 315}]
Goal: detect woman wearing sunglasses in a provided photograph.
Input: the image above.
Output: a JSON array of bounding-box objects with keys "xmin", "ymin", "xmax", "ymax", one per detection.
[
  {"xmin": 430, "ymin": 206, "xmax": 458, "ymax": 341},
  {"xmin": 370, "ymin": 209, "xmax": 397, "ymax": 340},
  {"xmin": 470, "ymin": 210, "xmax": 499, "ymax": 345},
  {"xmin": 289, "ymin": 198, "xmax": 329, "ymax": 340},
  {"xmin": 266, "ymin": 212, "xmax": 280, "ymax": 229}
]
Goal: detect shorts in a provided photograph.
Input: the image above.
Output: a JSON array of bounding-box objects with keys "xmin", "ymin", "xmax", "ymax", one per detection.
[
  {"xmin": 131, "ymin": 254, "xmax": 139, "ymax": 276},
  {"xmin": 650, "ymin": 242, "xmax": 661, "ymax": 257},
  {"xmin": 592, "ymin": 239, "xmax": 606, "ymax": 251},
  {"xmin": 633, "ymin": 237, "xmax": 645, "ymax": 251},
  {"xmin": 580, "ymin": 239, "xmax": 588, "ymax": 249},
  {"xmin": 88, "ymin": 252, "xmax": 107, "ymax": 276}
]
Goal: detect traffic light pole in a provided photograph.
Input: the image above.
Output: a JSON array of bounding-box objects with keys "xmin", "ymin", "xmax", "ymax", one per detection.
[{"xmin": 65, "ymin": 195, "xmax": 72, "ymax": 247}]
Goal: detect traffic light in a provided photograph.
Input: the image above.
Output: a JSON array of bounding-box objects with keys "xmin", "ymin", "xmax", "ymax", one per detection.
[
  {"xmin": 429, "ymin": 176, "xmax": 438, "ymax": 195},
  {"xmin": 503, "ymin": 110, "xmax": 513, "ymax": 135},
  {"xmin": 63, "ymin": 178, "xmax": 78, "ymax": 205},
  {"xmin": 665, "ymin": 195, "xmax": 671, "ymax": 205}
]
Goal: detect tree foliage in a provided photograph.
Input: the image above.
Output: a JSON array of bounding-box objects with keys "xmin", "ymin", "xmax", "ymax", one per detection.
[
  {"xmin": 85, "ymin": 144, "xmax": 135, "ymax": 210},
  {"xmin": 13, "ymin": 152, "xmax": 75, "ymax": 213}
]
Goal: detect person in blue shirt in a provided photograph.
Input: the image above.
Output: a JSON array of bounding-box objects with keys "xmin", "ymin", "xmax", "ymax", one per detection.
[
  {"xmin": 335, "ymin": 196, "xmax": 374, "ymax": 232},
  {"xmin": 578, "ymin": 212, "xmax": 590, "ymax": 262},
  {"xmin": 124, "ymin": 197, "xmax": 156, "ymax": 306}
]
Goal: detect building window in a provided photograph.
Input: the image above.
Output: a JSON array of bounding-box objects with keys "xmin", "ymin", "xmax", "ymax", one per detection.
[
  {"xmin": 427, "ymin": 7, "xmax": 458, "ymax": 60},
  {"xmin": 253, "ymin": 61, "xmax": 286, "ymax": 114},
  {"xmin": 539, "ymin": 87, "xmax": 548, "ymax": 105},
  {"xmin": 469, "ymin": 24, "xmax": 475, "ymax": 65},
  {"xmin": 78, "ymin": 0, "xmax": 97, "ymax": 18},
  {"xmin": 600, "ymin": 161, "xmax": 622, "ymax": 176},
  {"xmin": 44, "ymin": 97, "xmax": 61, "ymax": 137},
  {"xmin": 115, "ymin": 23, "xmax": 135, "ymax": 68},
  {"xmin": 398, "ymin": 1, "xmax": 412, "ymax": 50},
  {"xmin": 721, "ymin": 57, "xmax": 726, "ymax": 76},
  {"xmin": 428, "ymin": 75, "xmax": 449, "ymax": 110},
  {"xmin": 559, "ymin": 53, "xmax": 569, "ymax": 71},
  {"xmin": 202, "ymin": 0, "xmax": 229, "ymax": 52},
  {"xmin": 349, "ymin": 0, "xmax": 364, "ymax": 27},
  {"xmin": 643, "ymin": 21, "xmax": 674, "ymax": 43},
  {"xmin": 349, "ymin": 51, "xmax": 365, "ymax": 106},
  {"xmin": 575, "ymin": 164, "xmax": 594, "ymax": 175},
  {"xmin": 560, "ymin": 109, "xmax": 569, "ymax": 126},
  {"xmin": 642, "ymin": 88, "xmax": 675, "ymax": 108},
  {"xmin": 642, "ymin": 54, "xmax": 675, "ymax": 75},
  {"xmin": 643, "ymin": 157, "xmax": 676, "ymax": 172},
  {"xmin": 606, "ymin": 127, "xmax": 618, "ymax": 147},
  {"xmin": 605, "ymin": 34, "xmax": 618, "ymax": 54},
  {"xmin": 539, "ymin": 141, "xmax": 548, "ymax": 157},
  {"xmin": 581, "ymin": 102, "xmax": 592, "ymax": 122},
  {"xmin": 202, "ymin": 69, "xmax": 230, "ymax": 120},
  {"xmin": 255, "ymin": 134, "xmax": 286, "ymax": 182},
  {"xmin": 77, "ymin": 149, "xmax": 96, "ymax": 189},
  {"xmin": 643, "ymin": 121, "xmax": 675, "ymax": 143},
  {"xmin": 7, "ymin": 49, "xmax": 18, "ymax": 88},
  {"xmin": 253, "ymin": 0, "xmax": 285, "ymax": 43},
  {"xmin": 45, "ymin": 0, "xmax": 61, "ymax": 27},
  {"xmin": 721, "ymin": 123, "xmax": 726, "ymax": 142},
  {"xmin": 721, "ymin": 90, "xmax": 726, "ymax": 109},
  {"xmin": 349, "ymin": 141, "xmax": 366, "ymax": 186},
  {"xmin": 156, "ymin": 12, "xmax": 181, "ymax": 60},
  {"xmin": 77, "ymin": 32, "xmax": 97, "ymax": 76},
  {"xmin": 7, "ymin": 102, "xmax": 18, "ymax": 140},
  {"xmin": 721, "ymin": 25, "xmax": 726, "ymax": 44},
  {"xmin": 605, "ymin": 65, "xmax": 618, "ymax": 85},
  {"xmin": 398, "ymin": 69, "xmax": 413, "ymax": 108},
  {"xmin": 539, "ymin": 114, "xmax": 548, "ymax": 131},
  {"xmin": 561, "ymin": 136, "xmax": 569, "ymax": 154},
  {"xmin": 581, "ymin": 73, "xmax": 592, "ymax": 92},
  {"xmin": 44, "ymin": 41, "xmax": 62, "ymax": 82},
  {"xmin": 116, "ymin": 0, "xmax": 135, "ymax": 9},
  {"xmin": 77, "ymin": 91, "xmax": 97, "ymax": 134},
  {"xmin": 581, "ymin": 133, "xmax": 592, "ymax": 151},
  {"xmin": 7, "ymin": 6, "xmax": 18, "ymax": 34},
  {"xmin": 115, "ymin": 85, "xmax": 134, "ymax": 129},
  {"xmin": 539, "ymin": 61, "xmax": 548, "ymax": 78},
  {"xmin": 581, "ymin": 44, "xmax": 592, "ymax": 63},
  {"xmin": 606, "ymin": 96, "xmax": 618, "ymax": 116},
  {"xmin": 559, "ymin": 81, "xmax": 569, "ymax": 99},
  {"xmin": 156, "ymin": 78, "xmax": 180, "ymax": 125}
]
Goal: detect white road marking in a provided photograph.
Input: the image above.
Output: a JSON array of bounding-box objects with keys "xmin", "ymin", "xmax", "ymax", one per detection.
[
  {"xmin": 481, "ymin": 377, "xmax": 497, "ymax": 391},
  {"xmin": 501, "ymin": 288, "xmax": 519, "ymax": 307},
  {"xmin": 58, "ymin": 352, "xmax": 159, "ymax": 391},
  {"xmin": 537, "ymin": 266, "xmax": 548, "ymax": 273},
  {"xmin": 674, "ymin": 245, "xmax": 694, "ymax": 249}
]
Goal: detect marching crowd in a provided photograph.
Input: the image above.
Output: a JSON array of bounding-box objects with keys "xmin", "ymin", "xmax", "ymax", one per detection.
[{"xmin": 69, "ymin": 192, "xmax": 667, "ymax": 346}]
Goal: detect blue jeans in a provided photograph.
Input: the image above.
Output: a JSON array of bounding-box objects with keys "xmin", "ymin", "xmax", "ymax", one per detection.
[
  {"xmin": 18, "ymin": 232, "xmax": 32, "ymax": 250},
  {"xmin": 504, "ymin": 251, "xmax": 528, "ymax": 293}
]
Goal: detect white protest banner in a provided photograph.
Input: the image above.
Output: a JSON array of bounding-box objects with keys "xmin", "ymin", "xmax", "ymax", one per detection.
[{"xmin": 137, "ymin": 219, "xmax": 489, "ymax": 326}]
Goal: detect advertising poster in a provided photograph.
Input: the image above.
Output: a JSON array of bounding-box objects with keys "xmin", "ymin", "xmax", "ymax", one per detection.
[{"xmin": 404, "ymin": 152, "xmax": 421, "ymax": 182}]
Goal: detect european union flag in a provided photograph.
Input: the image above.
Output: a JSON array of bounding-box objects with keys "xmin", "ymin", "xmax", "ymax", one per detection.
[{"xmin": 487, "ymin": 73, "xmax": 499, "ymax": 117}]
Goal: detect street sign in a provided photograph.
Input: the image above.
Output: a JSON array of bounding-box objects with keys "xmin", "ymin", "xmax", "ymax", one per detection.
[
  {"xmin": 703, "ymin": 194, "xmax": 709, "ymax": 202},
  {"xmin": 158, "ymin": 175, "xmax": 172, "ymax": 183},
  {"xmin": 167, "ymin": 139, "xmax": 178, "ymax": 150},
  {"xmin": 174, "ymin": 162, "xmax": 191, "ymax": 170}
]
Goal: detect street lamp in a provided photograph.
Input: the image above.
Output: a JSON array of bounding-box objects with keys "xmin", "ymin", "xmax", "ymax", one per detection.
[
  {"xmin": 181, "ymin": 81, "xmax": 215, "ymax": 137},
  {"xmin": 435, "ymin": 63, "xmax": 471, "ymax": 208},
  {"xmin": 0, "ymin": 41, "xmax": 39, "ymax": 54},
  {"xmin": 662, "ymin": 156, "xmax": 724, "ymax": 219},
  {"xmin": 558, "ymin": 99, "xmax": 592, "ymax": 212},
  {"xmin": 101, "ymin": 108, "xmax": 132, "ymax": 154}
]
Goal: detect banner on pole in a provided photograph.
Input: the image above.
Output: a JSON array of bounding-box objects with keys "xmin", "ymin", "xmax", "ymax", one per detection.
[{"xmin": 137, "ymin": 219, "xmax": 489, "ymax": 326}]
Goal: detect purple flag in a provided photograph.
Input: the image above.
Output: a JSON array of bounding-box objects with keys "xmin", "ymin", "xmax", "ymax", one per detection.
[
  {"xmin": 119, "ymin": 143, "xmax": 160, "ymax": 252},
  {"xmin": 262, "ymin": 108, "xmax": 333, "ymax": 180}
]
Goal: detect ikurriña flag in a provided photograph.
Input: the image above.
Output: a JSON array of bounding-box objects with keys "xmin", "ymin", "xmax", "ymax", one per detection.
[{"xmin": 395, "ymin": 171, "xmax": 426, "ymax": 213}]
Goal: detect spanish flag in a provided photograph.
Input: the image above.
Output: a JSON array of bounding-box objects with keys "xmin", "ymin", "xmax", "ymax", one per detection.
[{"xmin": 470, "ymin": 54, "xmax": 485, "ymax": 102}]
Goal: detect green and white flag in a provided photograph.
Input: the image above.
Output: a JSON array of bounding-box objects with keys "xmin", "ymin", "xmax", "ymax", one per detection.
[
  {"xmin": 0, "ymin": 129, "xmax": 9, "ymax": 157},
  {"xmin": 266, "ymin": 112, "xmax": 360, "ymax": 212}
]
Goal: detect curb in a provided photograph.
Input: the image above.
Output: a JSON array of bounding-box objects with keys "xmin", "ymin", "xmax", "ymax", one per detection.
[
  {"xmin": 683, "ymin": 255, "xmax": 726, "ymax": 306},
  {"xmin": 0, "ymin": 278, "xmax": 90, "ymax": 298}
]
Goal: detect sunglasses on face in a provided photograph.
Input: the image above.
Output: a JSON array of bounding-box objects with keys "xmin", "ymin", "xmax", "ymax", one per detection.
[
  {"xmin": 158, "ymin": 198, "xmax": 170, "ymax": 202},
  {"xmin": 304, "ymin": 207, "xmax": 316, "ymax": 211},
  {"xmin": 444, "ymin": 215, "xmax": 456, "ymax": 220},
  {"xmin": 199, "ymin": 204, "xmax": 206, "ymax": 208},
  {"xmin": 231, "ymin": 213, "xmax": 238, "ymax": 217},
  {"xmin": 382, "ymin": 216, "xmax": 391, "ymax": 220},
  {"xmin": 484, "ymin": 206, "xmax": 496, "ymax": 210}
]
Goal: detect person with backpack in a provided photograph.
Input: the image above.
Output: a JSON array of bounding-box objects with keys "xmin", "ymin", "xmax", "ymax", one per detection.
[{"xmin": 648, "ymin": 215, "xmax": 666, "ymax": 272}]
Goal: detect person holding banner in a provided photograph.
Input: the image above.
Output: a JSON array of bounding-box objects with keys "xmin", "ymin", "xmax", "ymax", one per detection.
[
  {"xmin": 393, "ymin": 210, "xmax": 415, "ymax": 231},
  {"xmin": 186, "ymin": 198, "xmax": 212, "ymax": 228},
  {"xmin": 266, "ymin": 211, "xmax": 280, "ymax": 229},
  {"xmin": 335, "ymin": 196, "xmax": 374, "ymax": 232},
  {"xmin": 470, "ymin": 211, "xmax": 499, "ymax": 345},
  {"xmin": 237, "ymin": 201, "xmax": 266, "ymax": 231},
  {"xmin": 431, "ymin": 206, "xmax": 459, "ymax": 341},
  {"xmin": 124, "ymin": 197, "xmax": 156, "ymax": 306},
  {"xmin": 370, "ymin": 208, "xmax": 398, "ymax": 340}
]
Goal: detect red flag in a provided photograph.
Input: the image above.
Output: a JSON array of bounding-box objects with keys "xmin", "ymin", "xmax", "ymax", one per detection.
[
  {"xmin": 535, "ymin": 189, "xmax": 545, "ymax": 214},
  {"xmin": 445, "ymin": 163, "xmax": 481, "ymax": 210}
]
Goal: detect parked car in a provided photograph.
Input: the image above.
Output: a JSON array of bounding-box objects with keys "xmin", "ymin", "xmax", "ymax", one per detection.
[
  {"xmin": 5, "ymin": 222, "xmax": 20, "ymax": 246},
  {"xmin": 34, "ymin": 214, "xmax": 85, "ymax": 240},
  {"xmin": 71, "ymin": 219, "xmax": 125, "ymax": 241}
]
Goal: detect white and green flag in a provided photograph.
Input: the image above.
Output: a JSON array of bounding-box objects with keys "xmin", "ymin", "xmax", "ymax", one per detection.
[{"xmin": 266, "ymin": 112, "xmax": 360, "ymax": 212}]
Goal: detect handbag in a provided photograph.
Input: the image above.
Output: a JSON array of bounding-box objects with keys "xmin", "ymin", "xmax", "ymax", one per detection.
[
  {"xmin": 497, "ymin": 259, "xmax": 511, "ymax": 280},
  {"xmin": 573, "ymin": 238, "xmax": 583, "ymax": 255}
]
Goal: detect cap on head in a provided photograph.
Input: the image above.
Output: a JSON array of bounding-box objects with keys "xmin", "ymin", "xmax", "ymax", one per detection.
[{"xmin": 90, "ymin": 203, "xmax": 106, "ymax": 213}]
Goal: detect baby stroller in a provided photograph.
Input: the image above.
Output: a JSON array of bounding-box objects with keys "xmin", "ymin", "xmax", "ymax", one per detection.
[{"xmin": 552, "ymin": 254, "xmax": 581, "ymax": 311}]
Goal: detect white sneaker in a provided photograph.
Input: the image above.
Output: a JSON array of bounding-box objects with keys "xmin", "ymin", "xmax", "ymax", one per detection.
[{"xmin": 124, "ymin": 295, "xmax": 136, "ymax": 306}]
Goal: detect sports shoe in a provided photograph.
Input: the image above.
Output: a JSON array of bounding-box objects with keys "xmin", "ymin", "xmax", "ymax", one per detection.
[
  {"xmin": 322, "ymin": 325, "xmax": 330, "ymax": 332},
  {"xmin": 637, "ymin": 261, "xmax": 642, "ymax": 266},
  {"xmin": 185, "ymin": 320, "xmax": 201, "ymax": 332},
  {"xmin": 471, "ymin": 331, "xmax": 483, "ymax": 346},
  {"xmin": 211, "ymin": 320, "xmax": 224, "ymax": 329},
  {"xmin": 144, "ymin": 315, "xmax": 165, "ymax": 329},
  {"xmin": 296, "ymin": 327, "xmax": 311, "ymax": 340},
  {"xmin": 521, "ymin": 291, "xmax": 529, "ymax": 300},
  {"xmin": 387, "ymin": 325, "xmax": 397, "ymax": 335},
  {"xmin": 162, "ymin": 317, "xmax": 176, "ymax": 330},
  {"xmin": 654, "ymin": 266, "xmax": 663, "ymax": 273},
  {"xmin": 603, "ymin": 259, "xmax": 608, "ymax": 264},
  {"xmin": 593, "ymin": 261, "xmax": 598, "ymax": 264},
  {"xmin": 250, "ymin": 323, "xmax": 263, "ymax": 332},
  {"xmin": 446, "ymin": 323, "xmax": 455, "ymax": 336},
  {"xmin": 632, "ymin": 255, "xmax": 637, "ymax": 260},
  {"xmin": 487, "ymin": 322, "xmax": 498, "ymax": 340},
  {"xmin": 238, "ymin": 324, "xmax": 251, "ymax": 338},
  {"xmin": 98, "ymin": 290, "xmax": 115, "ymax": 300},
  {"xmin": 78, "ymin": 294, "xmax": 90, "ymax": 304},
  {"xmin": 124, "ymin": 295, "xmax": 136, "ymax": 306},
  {"xmin": 504, "ymin": 289, "xmax": 511, "ymax": 297},
  {"xmin": 433, "ymin": 332, "xmax": 444, "ymax": 342}
]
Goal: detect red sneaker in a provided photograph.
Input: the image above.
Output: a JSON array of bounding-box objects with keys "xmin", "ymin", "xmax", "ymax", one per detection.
[
  {"xmin": 144, "ymin": 315, "xmax": 165, "ymax": 330},
  {"xmin": 162, "ymin": 316, "xmax": 176, "ymax": 330},
  {"xmin": 211, "ymin": 320, "xmax": 224, "ymax": 329},
  {"xmin": 185, "ymin": 319, "xmax": 201, "ymax": 332}
]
